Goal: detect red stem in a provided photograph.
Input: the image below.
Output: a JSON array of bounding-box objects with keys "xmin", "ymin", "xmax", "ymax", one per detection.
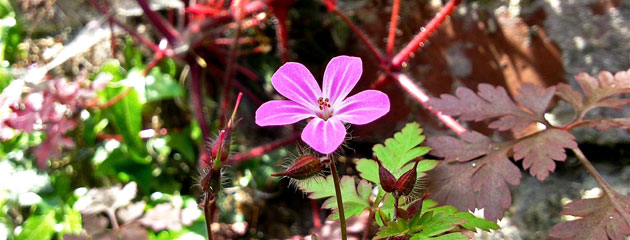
[
  {"xmin": 189, "ymin": 62, "xmax": 212, "ymax": 153},
  {"xmin": 271, "ymin": 3, "xmax": 291, "ymax": 63},
  {"xmin": 220, "ymin": 2, "xmax": 245, "ymax": 127},
  {"xmin": 386, "ymin": 0, "xmax": 401, "ymax": 57},
  {"xmin": 391, "ymin": 0, "xmax": 461, "ymax": 69},
  {"xmin": 332, "ymin": 9, "xmax": 386, "ymax": 64},
  {"xmin": 311, "ymin": 199, "xmax": 322, "ymax": 228},
  {"xmin": 87, "ymin": 0, "xmax": 161, "ymax": 52},
  {"xmin": 228, "ymin": 132, "xmax": 300, "ymax": 163},
  {"xmin": 136, "ymin": 0, "xmax": 180, "ymax": 44},
  {"xmin": 394, "ymin": 73, "xmax": 466, "ymax": 135}
]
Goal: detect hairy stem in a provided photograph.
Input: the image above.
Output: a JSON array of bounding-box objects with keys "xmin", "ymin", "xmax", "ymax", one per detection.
[
  {"xmin": 220, "ymin": 2, "xmax": 244, "ymax": 127},
  {"xmin": 393, "ymin": 194, "xmax": 399, "ymax": 221},
  {"xmin": 136, "ymin": 0, "xmax": 179, "ymax": 43},
  {"xmin": 392, "ymin": 0, "xmax": 462, "ymax": 69},
  {"xmin": 571, "ymin": 147, "xmax": 630, "ymax": 227},
  {"xmin": 332, "ymin": 9, "xmax": 385, "ymax": 64},
  {"xmin": 228, "ymin": 132, "xmax": 300, "ymax": 163},
  {"xmin": 87, "ymin": 0, "xmax": 161, "ymax": 52},
  {"xmin": 189, "ymin": 62, "xmax": 212, "ymax": 152},
  {"xmin": 271, "ymin": 4, "xmax": 291, "ymax": 63},
  {"xmin": 329, "ymin": 155, "xmax": 347, "ymax": 240},
  {"xmin": 386, "ymin": 0, "xmax": 401, "ymax": 57},
  {"xmin": 362, "ymin": 210, "xmax": 375, "ymax": 240},
  {"xmin": 394, "ymin": 73, "xmax": 466, "ymax": 135},
  {"xmin": 203, "ymin": 195, "xmax": 214, "ymax": 240},
  {"xmin": 311, "ymin": 199, "xmax": 322, "ymax": 228}
]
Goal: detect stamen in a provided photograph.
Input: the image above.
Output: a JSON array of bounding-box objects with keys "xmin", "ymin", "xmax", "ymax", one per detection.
[{"xmin": 316, "ymin": 97, "xmax": 333, "ymax": 120}]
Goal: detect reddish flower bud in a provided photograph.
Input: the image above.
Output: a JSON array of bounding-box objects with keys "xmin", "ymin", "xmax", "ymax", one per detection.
[
  {"xmin": 406, "ymin": 199, "xmax": 423, "ymax": 219},
  {"xmin": 210, "ymin": 129, "xmax": 231, "ymax": 168},
  {"xmin": 271, "ymin": 155, "xmax": 322, "ymax": 180},
  {"xmin": 322, "ymin": 0, "xmax": 337, "ymax": 12},
  {"xmin": 200, "ymin": 168, "xmax": 222, "ymax": 197},
  {"xmin": 210, "ymin": 139, "xmax": 229, "ymax": 163},
  {"xmin": 396, "ymin": 159, "xmax": 420, "ymax": 196},
  {"xmin": 376, "ymin": 157, "xmax": 397, "ymax": 193},
  {"xmin": 396, "ymin": 208, "xmax": 409, "ymax": 220}
]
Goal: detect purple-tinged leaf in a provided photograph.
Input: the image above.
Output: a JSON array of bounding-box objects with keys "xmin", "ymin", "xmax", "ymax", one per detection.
[
  {"xmin": 564, "ymin": 69, "xmax": 630, "ymax": 114},
  {"xmin": 555, "ymin": 83, "xmax": 583, "ymax": 110},
  {"xmin": 428, "ymin": 132, "xmax": 520, "ymax": 221},
  {"xmin": 588, "ymin": 118, "xmax": 630, "ymax": 130},
  {"xmin": 427, "ymin": 131, "xmax": 492, "ymax": 163},
  {"xmin": 512, "ymin": 129, "xmax": 577, "ymax": 181},
  {"xmin": 549, "ymin": 192, "xmax": 630, "ymax": 240},
  {"xmin": 428, "ymin": 83, "xmax": 547, "ymax": 133},
  {"xmin": 514, "ymin": 83, "xmax": 556, "ymax": 117}
]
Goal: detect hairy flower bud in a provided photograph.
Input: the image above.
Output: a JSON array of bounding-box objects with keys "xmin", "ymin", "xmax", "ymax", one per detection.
[
  {"xmin": 376, "ymin": 157, "xmax": 397, "ymax": 193},
  {"xmin": 271, "ymin": 155, "xmax": 322, "ymax": 180},
  {"xmin": 210, "ymin": 140, "xmax": 229, "ymax": 163},
  {"xmin": 396, "ymin": 159, "xmax": 420, "ymax": 196},
  {"xmin": 200, "ymin": 168, "xmax": 222, "ymax": 197},
  {"xmin": 210, "ymin": 129, "xmax": 230, "ymax": 165},
  {"xmin": 406, "ymin": 200, "xmax": 423, "ymax": 219}
]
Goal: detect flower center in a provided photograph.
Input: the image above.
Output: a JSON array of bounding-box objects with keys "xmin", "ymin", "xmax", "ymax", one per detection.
[{"xmin": 317, "ymin": 97, "xmax": 332, "ymax": 120}]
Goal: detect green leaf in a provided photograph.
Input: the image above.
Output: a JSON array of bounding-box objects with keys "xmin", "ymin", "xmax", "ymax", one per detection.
[
  {"xmin": 298, "ymin": 176, "xmax": 372, "ymax": 220},
  {"xmin": 61, "ymin": 206, "xmax": 82, "ymax": 235},
  {"xmin": 375, "ymin": 218, "xmax": 409, "ymax": 239},
  {"xmin": 99, "ymin": 60, "xmax": 148, "ymax": 163},
  {"xmin": 123, "ymin": 37, "xmax": 144, "ymax": 69},
  {"xmin": 167, "ymin": 131, "xmax": 196, "ymax": 164},
  {"xmin": 410, "ymin": 232, "xmax": 467, "ymax": 240},
  {"xmin": 16, "ymin": 211, "xmax": 56, "ymax": 240},
  {"xmin": 375, "ymin": 193, "xmax": 396, "ymax": 226},
  {"xmin": 145, "ymin": 67, "xmax": 183, "ymax": 102},
  {"xmin": 0, "ymin": 66, "xmax": 12, "ymax": 91},
  {"xmin": 357, "ymin": 123, "xmax": 431, "ymax": 186},
  {"xmin": 454, "ymin": 212, "xmax": 499, "ymax": 231},
  {"xmin": 375, "ymin": 122, "xmax": 430, "ymax": 175},
  {"xmin": 410, "ymin": 211, "xmax": 465, "ymax": 237}
]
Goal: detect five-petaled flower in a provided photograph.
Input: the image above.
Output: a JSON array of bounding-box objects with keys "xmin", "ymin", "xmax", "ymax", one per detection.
[{"xmin": 255, "ymin": 56, "xmax": 390, "ymax": 154}]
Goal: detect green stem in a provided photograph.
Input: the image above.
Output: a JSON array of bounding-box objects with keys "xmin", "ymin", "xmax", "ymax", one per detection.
[{"xmin": 329, "ymin": 155, "xmax": 347, "ymax": 240}]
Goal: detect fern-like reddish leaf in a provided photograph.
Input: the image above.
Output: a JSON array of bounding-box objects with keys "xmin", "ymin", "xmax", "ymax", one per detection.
[{"xmin": 549, "ymin": 192, "xmax": 630, "ymax": 240}]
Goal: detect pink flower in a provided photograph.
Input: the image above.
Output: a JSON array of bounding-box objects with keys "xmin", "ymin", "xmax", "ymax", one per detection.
[{"xmin": 255, "ymin": 56, "xmax": 390, "ymax": 154}]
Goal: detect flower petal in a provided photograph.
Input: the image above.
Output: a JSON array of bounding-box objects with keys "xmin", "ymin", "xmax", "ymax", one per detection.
[
  {"xmin": 256, "ymin": 100, "xmax": 315, "ymax": 126},
  {"xmin": 335, "ymin": 90, "xmax": 390, "ymax": 125},
  {"xmin": 301, "ymin": 118, "xmax": 346, "ymax": 154},
  {"xmin": 322, "ymin": 56, "xmax": 363, "ymax": 107},
  {"xmin": 271, "ymin": 62, "xmax": 322, "ymax": 111}
]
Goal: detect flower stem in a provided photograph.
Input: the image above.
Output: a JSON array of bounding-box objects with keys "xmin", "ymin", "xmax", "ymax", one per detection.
[
  {"xmin": 571, "ymin": 147, "xmax": 630, "ymax": 227},
  {"xmin": 203, "ymin": 195, "xmax": 214, "ymax": 240},
  {"xmin": 329, "ymin": 155, "xmax": 347, "ymax": 240},
  {"xmin": 391, "ymin": 0, "xmax": 462, "ymax": 69}
]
